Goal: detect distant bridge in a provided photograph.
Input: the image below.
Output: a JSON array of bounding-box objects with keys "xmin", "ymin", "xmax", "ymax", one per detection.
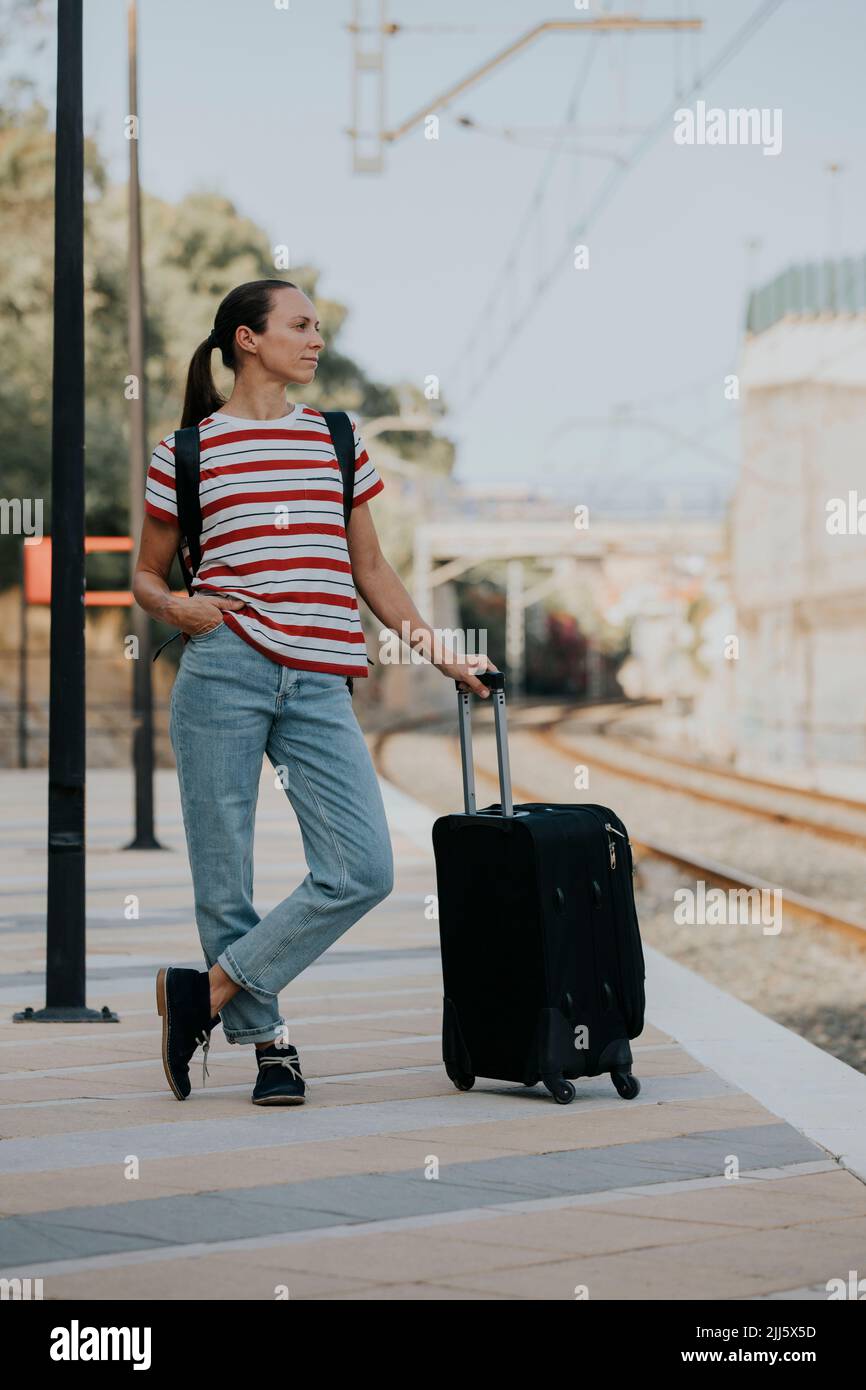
[{"xmin": 412, "ymin": 512, "xmax": 725, "ymax": 693}]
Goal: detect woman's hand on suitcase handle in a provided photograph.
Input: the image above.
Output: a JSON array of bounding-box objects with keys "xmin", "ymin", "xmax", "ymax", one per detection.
[
  {"xmin": 171, "ymin": 593, "xmax": 245, "ymax": 637},
  {"xmin": 436, "ymin": 653, "xmax": 498, "ymax": 697}
]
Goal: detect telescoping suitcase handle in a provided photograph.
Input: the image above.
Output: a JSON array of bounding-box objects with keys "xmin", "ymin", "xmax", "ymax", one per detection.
[{"xmin": 454, "ymin": 670, "xmax": 513, "ymax": 818}]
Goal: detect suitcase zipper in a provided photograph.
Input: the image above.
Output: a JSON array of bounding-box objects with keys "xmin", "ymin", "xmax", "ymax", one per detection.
[
  {"xmin": 582, "ymin": 807, "xmax": 644, "ymax": 1034},
  {"xmin": 604, "ymin": 821, "xmax": 626, "ymax": 870}
]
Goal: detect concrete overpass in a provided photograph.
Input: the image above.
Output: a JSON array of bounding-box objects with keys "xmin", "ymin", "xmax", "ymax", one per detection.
[{"xmin": 412, "ymin": 511, "xmax": 725, "ymax": 693}]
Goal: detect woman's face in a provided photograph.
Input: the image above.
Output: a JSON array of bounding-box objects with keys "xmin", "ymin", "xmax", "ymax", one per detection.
[{"xmin": 253, "ymin": 288, "xmax": 325, "ymax": 384}]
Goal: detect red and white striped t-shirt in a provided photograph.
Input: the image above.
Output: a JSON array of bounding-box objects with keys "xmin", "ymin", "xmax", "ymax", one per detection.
[{"xmin": 144, "ymin": 404, "xmax": 384, "ymax": 677}]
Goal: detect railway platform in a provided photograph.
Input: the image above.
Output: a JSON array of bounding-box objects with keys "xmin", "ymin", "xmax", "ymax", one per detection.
[{"xmin": 0, "ymin": 766, "xmax": 865, "ymax": 1301}]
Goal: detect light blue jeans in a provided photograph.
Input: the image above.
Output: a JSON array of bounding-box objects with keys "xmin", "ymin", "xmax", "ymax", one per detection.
[{"xmin": 168, "ymin": 620, "xmax": 394, "ymax": 1045}]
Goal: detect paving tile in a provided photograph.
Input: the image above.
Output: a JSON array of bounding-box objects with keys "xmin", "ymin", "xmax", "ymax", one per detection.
[
  {"xmin": 393, "ymin": 1091, "xmax": 775, "ymax": 1156},
  {"xmin": 235, "ymin": 1230, "xmax": 553, "ymax": 1283},
  {"xmin": 322, "ymin": 1282, "xmax": 508, "ymax": 1300},
  {"xmin": 42, "ymin": 1254, "xmax": 374, "ymax": 1302},
  {"xmin": 423, "ymin": 1215, "xmax": 866, "ymax": 1300},
  {"xmin": 255, "ymin": 1212, "xmax": 737, "ymax": 1273},
  {"xmin": 589, "ymin": 1168, "xmax": 866, "ymax": 1229}
]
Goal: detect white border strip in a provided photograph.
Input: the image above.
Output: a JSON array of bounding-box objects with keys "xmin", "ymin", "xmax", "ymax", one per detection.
[{"xmin": 645, "ymin": 950, "xmax": 866, "ymax": 1183}]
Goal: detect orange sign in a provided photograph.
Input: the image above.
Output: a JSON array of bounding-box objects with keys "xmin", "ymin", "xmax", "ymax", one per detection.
[
  {"xmin": 24, "ymin": 536, "xmax": 188, "ymax": 606},
  {"xmin": 25, "ymin": 537, "xmax": 135, "ymax": 606}
]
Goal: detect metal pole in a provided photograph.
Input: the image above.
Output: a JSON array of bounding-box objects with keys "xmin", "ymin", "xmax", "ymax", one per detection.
[
  {"xmin": 125, "ymin": 0, "xmax": 161, "ymax": 850},
  {"xmin": 18, "ymin": 541, "xmax": 28, "ymax": 770},
  {"xmin": 505, "ymin": 558, "xmax": 524, "ymax": 698},
  {"xmin": 15, "ymin": 0, "xmax": 117, "ymax": 1025}
]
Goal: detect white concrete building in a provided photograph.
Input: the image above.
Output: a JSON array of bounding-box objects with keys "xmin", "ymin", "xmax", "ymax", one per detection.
[{"xmin": 732, "ymin": 258, "xmax": 866, "ymax": 792}]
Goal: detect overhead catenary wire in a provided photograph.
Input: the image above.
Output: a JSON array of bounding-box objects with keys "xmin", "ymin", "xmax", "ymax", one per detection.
[
  {"xmin": 448, "ymin": 0, "xmax": 788, "ymax": 412},
  {"xmin": 448, "ymin": 3, "xmax": 612, "ymax": 394}
]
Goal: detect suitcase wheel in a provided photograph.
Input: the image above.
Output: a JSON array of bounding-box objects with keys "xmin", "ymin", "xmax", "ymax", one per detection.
[
  {"xmin": 448, "ymin": 1071, "xmax": 475, "ymax": 1092},
  {"xmin": 544, "ymin": 1076, "xmax": 576, "ymax": 1105},
  {"xmin": 611, "ymin": 1069, "xmax": 641, "ymax": 1100}
]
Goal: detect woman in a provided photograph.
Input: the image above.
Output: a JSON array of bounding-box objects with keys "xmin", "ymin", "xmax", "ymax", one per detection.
[{"xmin": 133, "ymin": 278, "xmax": 492, "ymax": 1106}]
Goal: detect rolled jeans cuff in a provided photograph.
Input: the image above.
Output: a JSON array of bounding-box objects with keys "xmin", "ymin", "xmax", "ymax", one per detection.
[
  {"xmin": 218, "ymin": 946, "xmax": 274, "ymax": 1006},
  {"xmin": 221, "ymin": 1020, "xmax": 287, "ymax": 1046}
]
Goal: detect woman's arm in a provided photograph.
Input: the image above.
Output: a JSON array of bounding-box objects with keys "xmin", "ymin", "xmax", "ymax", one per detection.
[
  {"xmin": 347, "ymin": 504, "xmax": 495, "ymax": 697},
  {"xmin": 132, "ymin": 515, "xmax": 243, "ymax": 636}
]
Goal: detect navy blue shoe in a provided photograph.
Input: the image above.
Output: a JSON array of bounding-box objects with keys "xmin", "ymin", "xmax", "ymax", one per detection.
[
  {"xmin": 156, "ymin": 966, "xmax": 220, "ymax": 1101},
  {"xmin": 251, "ymin": 1042, "xmax": 306, "ymax": 1106}
]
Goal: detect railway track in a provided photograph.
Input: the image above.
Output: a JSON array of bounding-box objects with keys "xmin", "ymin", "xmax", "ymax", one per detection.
[
  {"xmin": 582, "ymin": 713, "xmax": 866, "ymax": 816},
  {"xmin": 534, "ymin": 724, "xmax": 866, "ymax": 852},
  {"xmin": 371, "ymin": 701, "xmax": 866, "ymax": 948}
]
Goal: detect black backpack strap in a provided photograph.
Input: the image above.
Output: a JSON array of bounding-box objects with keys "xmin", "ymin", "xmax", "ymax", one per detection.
[
  {"xmin": 174, "ymin": 425, "xmax": 202, "ymax": 589},
  {"xmin": 321, "ymin": 411, "xmax": 375, "ymax": 695},
  {"xmin": 321, "ymin": 410, "xmax": 355, "ymax": 534},
  {"xmin": 152, "ymin": 425, "xmax": 200, "ymax": 662}
]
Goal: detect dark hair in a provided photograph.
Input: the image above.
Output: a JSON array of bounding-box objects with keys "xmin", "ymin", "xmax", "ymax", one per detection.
[{"xmin": 180, "ymin": 278, "xmax": 298, "ymax": 428}]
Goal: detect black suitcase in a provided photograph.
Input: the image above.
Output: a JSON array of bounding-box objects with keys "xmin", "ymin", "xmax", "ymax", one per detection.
[{"xmin": 432, "ymin": 671, "xmax": 646, "ymax": 1105}]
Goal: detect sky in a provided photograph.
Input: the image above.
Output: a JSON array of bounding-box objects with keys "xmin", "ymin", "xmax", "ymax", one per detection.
[{"xmin": 11, "ymin": 0, "xmax": 866, "ymax": 509}]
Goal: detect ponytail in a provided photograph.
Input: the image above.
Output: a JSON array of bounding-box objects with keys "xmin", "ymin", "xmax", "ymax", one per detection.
[
  {"xmin": 179, "ymin": 278, "xmax": 298, "ymax": 429},
  {"xmin": 180, "ymin": 338, "xmax": 225, "ymax": 429}
]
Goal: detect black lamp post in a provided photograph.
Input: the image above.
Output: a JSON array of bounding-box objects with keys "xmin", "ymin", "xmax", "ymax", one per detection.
[{"xmin": 15, "ymin": 0, "xmax": 118, "ymax": 1024}]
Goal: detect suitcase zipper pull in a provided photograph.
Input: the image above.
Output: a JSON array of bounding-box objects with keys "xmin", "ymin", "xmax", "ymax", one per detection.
[{"xmin": 605, "ymin": 822, "xmax": 626, "ymax": 870}]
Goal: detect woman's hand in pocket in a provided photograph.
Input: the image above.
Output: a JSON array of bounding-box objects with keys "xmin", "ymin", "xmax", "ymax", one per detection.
[{"xmin": 172, "ymin": 594, "xmax": 244, "ymax": 637}]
